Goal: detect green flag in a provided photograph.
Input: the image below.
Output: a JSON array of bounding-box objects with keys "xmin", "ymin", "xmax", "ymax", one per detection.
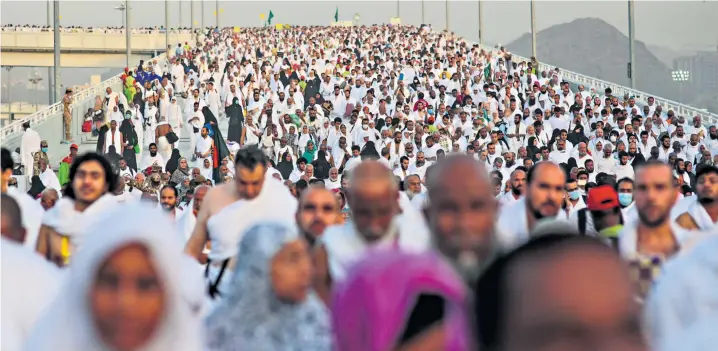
[
  {"xmin": 334, "ymin": 7, "xmax": 338, "ymax": 22},
  {"xmin": 268, "ymin": 10, "xmax": 274, "ymax": 25}
]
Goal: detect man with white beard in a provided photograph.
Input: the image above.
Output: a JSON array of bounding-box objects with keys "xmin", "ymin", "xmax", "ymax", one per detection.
[
  {"xmin": 313, "ymin": 162, "xmax": 431, "ymax": 305},
  {"xmin": 403, "ymin": 174, "xmax": 422, "ymax": 200},
  {"xmin": 324, "ymin": 167, "xmax": 341, "ymax": 190},
  {"xmin": 424, "ymin": 155, "xmax": 499, "ymax": 285}
]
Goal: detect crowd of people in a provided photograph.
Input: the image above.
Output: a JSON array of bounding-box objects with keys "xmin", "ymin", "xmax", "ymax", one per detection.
[
  {"xmin": 2, "ymin": 24, "xmax": 718, "ymax": 350},
  {"xmin": 1, "ymin": 24, "xmax": 195, "ymax": 34}
]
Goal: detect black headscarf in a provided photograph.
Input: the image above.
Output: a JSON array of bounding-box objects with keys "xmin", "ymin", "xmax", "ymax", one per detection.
[
  {"xmin": 312, "ymin": 150, "xmax": 331, "ymax": 180},
  {"xmin": 202, "ymin": 106, "xmax": 230, "ymax": 184},
  {"xmin": 27, "ymin": 176, "xmax": 45, "ymax": 199},
  {"xmin": 276, "ymin": 151, "xmax": 294, "ymax": 180},
  {"xmin": 165, "ymin": 148, "xmax": 182, "ymax": 174}
]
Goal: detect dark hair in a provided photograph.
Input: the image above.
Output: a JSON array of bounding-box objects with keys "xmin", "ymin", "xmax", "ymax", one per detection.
[
  {"xmin": 160, "ymin": 184, "xmax": 178, "ymax": 198},
  {"xmin": 526, "ymin": 161, "xmax": 556, "ymax": 184},
  {"xmin": 64, "ymin": 152, "xmax": 117, "ymax": 200},
  {"xmin": 235, "ymin": 145, "xmax": 268, "ymax": 170},
  {"xmin": 1, "ymin": 193, "xmax": 23, "ymax": 233},
  {"xmin": 695, "ymin": 164, "xmax": 718, "ymax": 180},
  {"xmin": 475, "ymin": 234, "xmax": 612, "ymax": 349},
  {"xmin": 1, "ymin": 148, "xmax": 13, "ymax": 173},
  {"xmin": 351, "ymin": 145, "xmax": 361, "ymax": 152},
  {"xmin": 149, "ymin": 142, "xmax": 157, "ymax": 148}
]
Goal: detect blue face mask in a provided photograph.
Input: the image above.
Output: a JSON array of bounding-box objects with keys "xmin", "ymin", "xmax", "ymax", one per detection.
[
  {"xmin": 568, "ymin": 190, "xmax": 581, "ymax": 201},
  {"xmin": 619, "ymin": 193, "xmax": 633, "ymax": 207},
  {"xmin": 41, "ymin": 147, "xmax": 48, "ymax": 153}
]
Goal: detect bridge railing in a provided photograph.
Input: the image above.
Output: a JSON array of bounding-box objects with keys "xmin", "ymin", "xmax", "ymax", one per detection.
[
  {"xmin": 477, "ymin": 44, "xmax": 718, "ymax": 127},
  {"xmin": 0, "ymin": 53, "xmax": 168, "ymax": 156},
  {"xmin": 1, "ymin": 31, "xmax": 193, "ymax": 53}
]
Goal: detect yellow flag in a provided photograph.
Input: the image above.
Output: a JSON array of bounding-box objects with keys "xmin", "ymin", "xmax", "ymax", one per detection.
[
  {"xmin": 233, "ymin": 26, "xmax": 240, "ymax": 33},
  {"xmin": 212, "ymin": 10, "xmax": 217, "ymax": 16},
  {"xmin": 283, "ymin": 24, "xmax": 291, "ymax": 29},
  {"xmin": 193, "ymin": 20, "xmax": 198, "ymax": 25},
  {"xmin": 260, "ymin": 13, "xmax": 266, "ymax": 20},
  {"xmin": 275, "ymin": 23, "xmax": 283, "ymax": 30}
]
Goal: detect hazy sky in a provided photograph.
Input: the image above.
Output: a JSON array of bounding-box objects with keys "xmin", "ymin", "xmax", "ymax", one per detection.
[
  {"xmin": 2, "ymin": 0, "xmax": 717, "ymax": 51},
  {"xmin": 2, "ymin": 1, "xmax": 717, "ymax": 106}
]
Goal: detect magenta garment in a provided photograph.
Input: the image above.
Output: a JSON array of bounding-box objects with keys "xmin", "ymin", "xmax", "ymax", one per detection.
[{"xmin": 331, "ymin": 251, "xmax": 473, "ymax": 351}]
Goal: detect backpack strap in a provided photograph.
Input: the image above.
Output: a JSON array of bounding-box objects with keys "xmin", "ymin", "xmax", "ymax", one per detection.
[{"xmin": 578, "ymin": 208, "xmax": 587, "ymax": 236}]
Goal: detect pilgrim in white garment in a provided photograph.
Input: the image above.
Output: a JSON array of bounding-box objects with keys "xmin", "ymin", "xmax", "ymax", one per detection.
[
  {"xmin": 20, "ymin": 125, "xmax": 41, "ymax": 176},
  {"xmin": 103, "ymin": 123, "xmax": 123, "ymax": 154},
  {"xmin": 144, "ymin": 103, "xmax": 159, "ymax": 148},
  {"xmin": 6, "ymin": 186, "xmax": 45, "ymax": 249},
  {"xmin": 41, "ymin": 193, "xmax": 119, "ymax": 256},
  {"xmin": 204, "ymin": 176, "xmax": 298, "ymax": 299},
  {"xmin": 496, "ymin": 197, "xmax": 568, "ymax": 251},
  {"xmin": 187, "ymin": 106, "xmax": 206, "ymax": 160},
  {"xmin": 167, "ymin": 97, "xmax": 183, "ymax": 138},
  {"xmin": 1, "ymin": 238, "xmax": 60, "ymax": 351},
  {"xmin": 39, "ymin": 165, "xmax": 62, "ymax": 193},
  {"xmin": 195, "ymin": 130, "xmax": 214, "ymax": 170},
  {"xmin": 25, "ymin": 203, "xmax": 204, "ymax": 351},
  {"xmin": 140, "ymin": 149, "xmax": 166, "ymax": 172},
  {"xmin": 320, "ymin": 213, "xmax": 431, "ymax": 284}
]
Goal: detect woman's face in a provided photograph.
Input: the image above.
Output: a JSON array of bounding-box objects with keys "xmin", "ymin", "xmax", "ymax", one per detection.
[
  {"xmin": 271, "ymin": 239, "xmax": 312, "ymax": 303},
  {"xmin": 308, "ymin": 142, "xmax": 314, "ymax": 151},
  {"xmin": 179, "ymin": 159, "xmax": 187, "ymax": 168},
  {"xmin": 204, "ymin": 159, "xmax": 210, "ymax": 168},
  {"xmin": 90, "ymin": 243, "xmax": 165, "ymax": 351}
]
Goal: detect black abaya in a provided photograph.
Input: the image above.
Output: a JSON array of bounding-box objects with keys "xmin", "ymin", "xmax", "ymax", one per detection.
[
  {"xmin": 226, "ymin": 98, "xmax": 244, "ymax": 144},
  {"xmin": 120, "ymin": 119, "xmax": 139, "ymax": 171}
]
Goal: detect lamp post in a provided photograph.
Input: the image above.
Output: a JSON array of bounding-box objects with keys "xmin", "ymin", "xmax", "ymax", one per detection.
[
  {"xmin": 421, "ymin": 0, "xmax": 424, "ymax": 24},
  {"xmin": 628, "ymin": 0, "xmax": 636, "ymax": 89},
  {"xmin": 4, "ymin": 66, "xmax": 13, "ymax": 116},
  {"xmin": 530, "ymin": 0, "xmax": 536, "ymax": 59},
  {"xmin": 114, "ymin": 2, "xmax": 131, "ymax": 68},
  {"xmin": 445, "ymin": 0, "xmax": 449, "ymax": 31},
  {"xmin": 671, "ymin": 70, "xmax": 690, "ymax": 103},
  {"xmin": 353, "ymin": 13, "xmax": 360, "ymax": 26},
  {"xmin": 478, "ymin": 0, "xmax": 483, "ymax": 45},
  {"xmin": 53, "ymin": 0, "xmax": 60, "ymax": 103},
  {"xmin": 165, "ymin": 0, "xmax": 170, "ymax": 55},
  {"xmin": 28, "ymin": 71, "xmax": 43, "ymax": 110},
  {"xmin": 215, "ymin": 0, "xmax": 219, "ymax": 28}
]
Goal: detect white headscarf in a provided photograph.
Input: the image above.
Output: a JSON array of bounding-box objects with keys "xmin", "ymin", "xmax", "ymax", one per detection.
[
  {"xmin": 25, "ymin": 203, "xmax": 203, "ymax": 351},
  {"xmin": 205, "ymin": 222, "xmax": 331, "ymax": 351}
]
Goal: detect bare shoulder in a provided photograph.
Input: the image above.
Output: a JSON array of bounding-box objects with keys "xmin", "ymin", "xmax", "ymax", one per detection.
[
  {"xmin": 205, "ymin": 182, "xmax": 238, "ymax": 214},
  {"xmin": 675, "ymin": 212, "xmax": 699, "ymax": 231}
]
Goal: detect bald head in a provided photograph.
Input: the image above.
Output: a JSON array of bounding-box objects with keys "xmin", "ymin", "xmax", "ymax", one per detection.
[
  {"xmin": 1, "ymin": 194, "xmax": 25, "ymax": 243},
  {"xmin": 192, "ymin": 185, "xmax": 210, "ymax": 213},
  {"xmin": 40, "ymin": 188, "xmax": 59, "ymax": 210},
  {"xmin": 347, "ymin": 161, "xmax": 400, "ymax": 242},
  {"xmin": 349, "ymin": 161, "xmax": 398, "ymax": 194},
  {"xmin": 425, "ymin": 155, "xmax": 498, "ymax": 282}
]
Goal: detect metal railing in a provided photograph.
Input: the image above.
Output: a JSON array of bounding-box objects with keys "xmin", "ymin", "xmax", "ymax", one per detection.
[
  {"xmin": 0, "ymin": 53, "xmax": 167, "ymax": 145},
  {"xmin": 482, "ymin": 45, "xmax": 718, "ymax": 126}
]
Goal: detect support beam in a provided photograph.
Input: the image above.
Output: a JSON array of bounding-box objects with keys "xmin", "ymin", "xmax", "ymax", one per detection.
[{"xmin": 53, "ymin": 0, "xmax": 60, "ymax": 102}]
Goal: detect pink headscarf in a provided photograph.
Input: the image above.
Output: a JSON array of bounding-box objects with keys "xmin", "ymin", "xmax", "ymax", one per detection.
[{"xmin": 331, "ymin": 251, "xmax": 473, "ymax": 351}]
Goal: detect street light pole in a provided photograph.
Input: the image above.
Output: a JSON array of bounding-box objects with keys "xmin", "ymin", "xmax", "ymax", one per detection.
[
  {"xmin": 165, "ymin": 0, "xmax": 170, "ymax": 55},
  {"xmin": 478, "ymin": 0, "xmax": 483, "ymax": 45},
  {"xmin": 671, "ymin": 70, "xmax": 690, "ymax": 103},
  {"xmin": 530, "ymin": 0, "xmax": 537, "ymax": 58},
  {"xmin": 5, "ymin": 67, "xmax": 13, "ymax": 117},
  {"xmin": 29, "ymin": 72, "xmax": 43, "ymax": 110},
  {"xmin": 179, "ymin": 0, "xmax": 183, "ymax": 28},
  {"xmin": 396, "ymin": 0, "xmax": 400, "ymax": 18},
  {"xmin": 215, "ymin": 0, "xmax": 219, "ymax": 28},
  {"xmin": 201, "ymin": 0, "xmax": 204, "ymax": 29},
  {"xmin": 125, "ymin": 1, "xmax": 131, "ymax": 68},
  {"xmin": 445, "ymin": 0, "xmax": 449, "ymax": 31},
  {"xmin": 421, "ymin": 0, "xmax": 425, "ymax": 24},
  {"xmin": 47, "ymin": 0, "xmax": 52, "ymax": 105},
  {"xmin": 628, "ymin": 0, "xmax": 636, "ymax": 89},
  {"xmin": 53, "ymin": 0, "xmax": 60, "ymax": 103},
  {"xmin": 191, "ymin": 0, "xmax": 195, "ymax": 32}
]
